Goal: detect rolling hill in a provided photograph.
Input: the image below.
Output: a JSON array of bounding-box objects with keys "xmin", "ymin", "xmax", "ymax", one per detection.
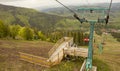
[
  {"xmin": 0, "ymin": 4, "xmax": 66, "ymax": 31},
  {"xmin": 0, "ymin": 3, "xmax": 119, "ymax": 32}
]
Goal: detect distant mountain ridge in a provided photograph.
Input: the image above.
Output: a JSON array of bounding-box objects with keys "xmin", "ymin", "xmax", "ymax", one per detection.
[
  {"xmin": 41, "ymin": 3, "xmax": 120, "ymax": 16},
  {"xmin": 0, "ymin": 4, "xmax": 65, "ymax": 31}
]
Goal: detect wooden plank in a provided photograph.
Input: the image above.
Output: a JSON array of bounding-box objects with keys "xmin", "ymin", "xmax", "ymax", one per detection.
[
  {"xmin": 19, "ymin": 52, "xmax": 47, "ymax": 60},
  {"xmin": 80, "ymin": 59, "xmax": 86, "ymax": 71},
  {"xmin": 64, "ymin": 48, "xmax": 88, "ymax": 57},
  {"xmin": 92, "ymin": 66, "xmax": 97, "ymax": 71},
  {"xmin": 48, "ymin": 46, "xmax": 65, "ymax": 64},
  {"xmin": 48, "ymin": 38, "xmax": 64, "ymax": 56}
]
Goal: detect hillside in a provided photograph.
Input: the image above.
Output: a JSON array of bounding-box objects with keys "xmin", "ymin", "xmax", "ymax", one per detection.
[
  {"xmin": 0, "ymin": 4, "xmax": 65, "ymax": 31},
  {"xmin": 41, "ymin": 3, "xmax": 120, "ymax": 30},
  {"xmin": 0, "ymin": 34, "xmax": 120, "ymax": 71},
  {"xmin": 1, "ymin": 3, "xmax": 119, "ymax": 32}
]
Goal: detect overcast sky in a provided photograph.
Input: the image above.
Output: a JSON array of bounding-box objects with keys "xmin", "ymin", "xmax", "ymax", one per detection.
[{"xmin": 0, "ymin": 0, "xmax": 120, "ymax": 9}]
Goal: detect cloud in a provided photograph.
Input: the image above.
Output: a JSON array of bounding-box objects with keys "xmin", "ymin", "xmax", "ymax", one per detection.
[
  {"xmin": 0, "ymin": 0, "xmax": 60, "ymax": 8},
  {"xmin": 0, "ymin": 0, "xmax": 120, "ymax": 9},
  {"xmin": 0, "ymin": 0, "xmax": 21, "ymax": 2}
]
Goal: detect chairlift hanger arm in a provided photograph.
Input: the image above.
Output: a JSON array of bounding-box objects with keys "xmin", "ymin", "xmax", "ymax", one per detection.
[
  {"xmin": 55, "ymin": 0, "xmax": 85, "ymax": 23},
  {"xmin": 108, "ymin": 0, "xmax": 113, "ymax": 16},
  {"xmin": 55, "ymin": 0, "xmax": 75, "ymax": 14},
  {"xmin": 105, "ymin": 0, "xmax": 113, "ymax": 24}
]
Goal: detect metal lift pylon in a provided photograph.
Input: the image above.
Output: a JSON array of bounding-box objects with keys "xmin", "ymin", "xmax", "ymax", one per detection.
[
  {"xmin": 77, "ymin": 7, "xmax": 109, "ymax": 71},
  {"xmin": 55, "ymin": 0, "xmax": 113, "ymax": 71}
]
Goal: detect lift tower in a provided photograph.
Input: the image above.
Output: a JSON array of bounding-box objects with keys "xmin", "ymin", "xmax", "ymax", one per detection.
[
  {"xmin": 55, "ymin": 0, "xmax": 112, "ymax": 71},
  {"xmin": 77, "ymin": 8, "xmax": 109, "ymax": 71}
]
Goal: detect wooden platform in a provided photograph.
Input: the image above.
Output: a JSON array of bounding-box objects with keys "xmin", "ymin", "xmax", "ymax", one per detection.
[
  {"xmin": 48, "ymin": 37, "xmax": 73, "ymax": 64},
  {"xmin": 19, "ymin": 37, "xmax": 89, "ymax": 68}
]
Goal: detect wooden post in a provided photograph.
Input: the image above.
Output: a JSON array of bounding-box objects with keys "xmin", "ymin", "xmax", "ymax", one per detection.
[
  {"xmin": 74, "ymin": 48, "xmax": 75, "ymax": 56},
  {"xmin": 80, "ymin": 59, "xmax": 86, "ymax": 71},
  {"xmin": 63, "ymin": 49, "xmax": 64, "ymax": 57},
  {"xmin": 58, "ymin": 53, "xmax": 59, "ymax": 63}
]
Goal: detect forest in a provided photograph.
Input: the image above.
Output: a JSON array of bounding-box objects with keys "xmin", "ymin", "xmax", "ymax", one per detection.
[{"xmin": 0, "ymin": 4, "xmax": 120, "ymax": 44}]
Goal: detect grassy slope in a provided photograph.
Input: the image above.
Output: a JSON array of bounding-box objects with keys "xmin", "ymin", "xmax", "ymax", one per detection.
[
  {"xmin": 0, "ymin": 40, "xmax": 54, "ymax": 71},
  {"xmin": 0, "ymin": 34, "xmax": 120, "ymax": 71},
  {"xmin": 93, "ymin": 34, "xmax": 120, "ymax": 71}
]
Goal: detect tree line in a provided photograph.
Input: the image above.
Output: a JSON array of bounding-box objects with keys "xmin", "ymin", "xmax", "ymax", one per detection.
[
  {"xmin": 0, "ymin": 20, "xmax": 90, "ymax": 46},
  {"xmin": 43, "ymin": 30, "xmax": 89, "ymax": 46},
  {"xmin": 0, "ymin": 20, "xmax": 41, "ymax": 40}
]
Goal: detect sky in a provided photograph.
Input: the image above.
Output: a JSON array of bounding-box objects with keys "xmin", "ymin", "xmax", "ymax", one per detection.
[{"xmin": 0, "ymin": 0, "xmax": 120, "ymax": 9}]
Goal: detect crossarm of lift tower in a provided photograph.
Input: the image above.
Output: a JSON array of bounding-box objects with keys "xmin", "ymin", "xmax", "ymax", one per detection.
[{"xmin": 55, "ymin": 0, "xmax": 113, "ymax": 24}]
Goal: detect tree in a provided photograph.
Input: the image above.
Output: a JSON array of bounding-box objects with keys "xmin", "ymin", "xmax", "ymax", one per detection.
[
  {"xmin": 38, "ymin": 31, "xmax": 46, "ymax": 40},
  {"xmin": 0, "ymin": 20, "xmax": 10, "ymax": 38},
  {"xmin": 19, "ymin": 27, "xmax": 34, "ymax": 40},
  {"xmin": 10, "ymin": 25, "xmax": 21, "ymax": 39}
]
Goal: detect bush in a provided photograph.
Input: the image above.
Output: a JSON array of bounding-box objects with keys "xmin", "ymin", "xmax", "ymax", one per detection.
[
  {"xmin": 19, "ymin": 27, "xmax": 34, "ymax": 40},
  {"xmin": 0, "ymin": 21, "xmax": 10, "ymax": 38},
  {"xmin": 117, "ymin": 38, "xmax": 120, "ymax": 42}
]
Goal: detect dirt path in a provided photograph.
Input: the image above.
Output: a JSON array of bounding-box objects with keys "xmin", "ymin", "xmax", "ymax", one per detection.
[{"xmin": 0, "ymin": 40, "xmax": 54, "ymax": 71}]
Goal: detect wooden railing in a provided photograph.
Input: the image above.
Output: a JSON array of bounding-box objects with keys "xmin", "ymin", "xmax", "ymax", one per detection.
[
  {"xmin": 48, "ymin": 38, "xmax": 64, "ymax": 57},
  {"xmin": 48, "ymin": 37, "xmax": 73, "ymax": 57},
  {"xmin": 19, "ymin": 52, "xmax": 52, "ymax": 67},
  {"xmin": 48, "ymin": 48, "xmax": 64, "ymax": 64},
  {"xmin": 64, "ymin": 48, "xmax": 88, "ymax": 57}
]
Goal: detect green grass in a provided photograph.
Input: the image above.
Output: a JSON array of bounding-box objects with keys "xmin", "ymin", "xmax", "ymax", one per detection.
[
  {"xmin": 93, "ymin": 58, "xmax": 111, "ymax": 71},
  {"xmin": 45, "ymin": 57, "xmax": 84, "ymax": 71},
  {"xmin": 0, "ymin": 34, "xmax": 120, "ymax": 71},
  {"xmin": 93, "ymin": 34, "xmax": 120, "ymax": 71}
]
